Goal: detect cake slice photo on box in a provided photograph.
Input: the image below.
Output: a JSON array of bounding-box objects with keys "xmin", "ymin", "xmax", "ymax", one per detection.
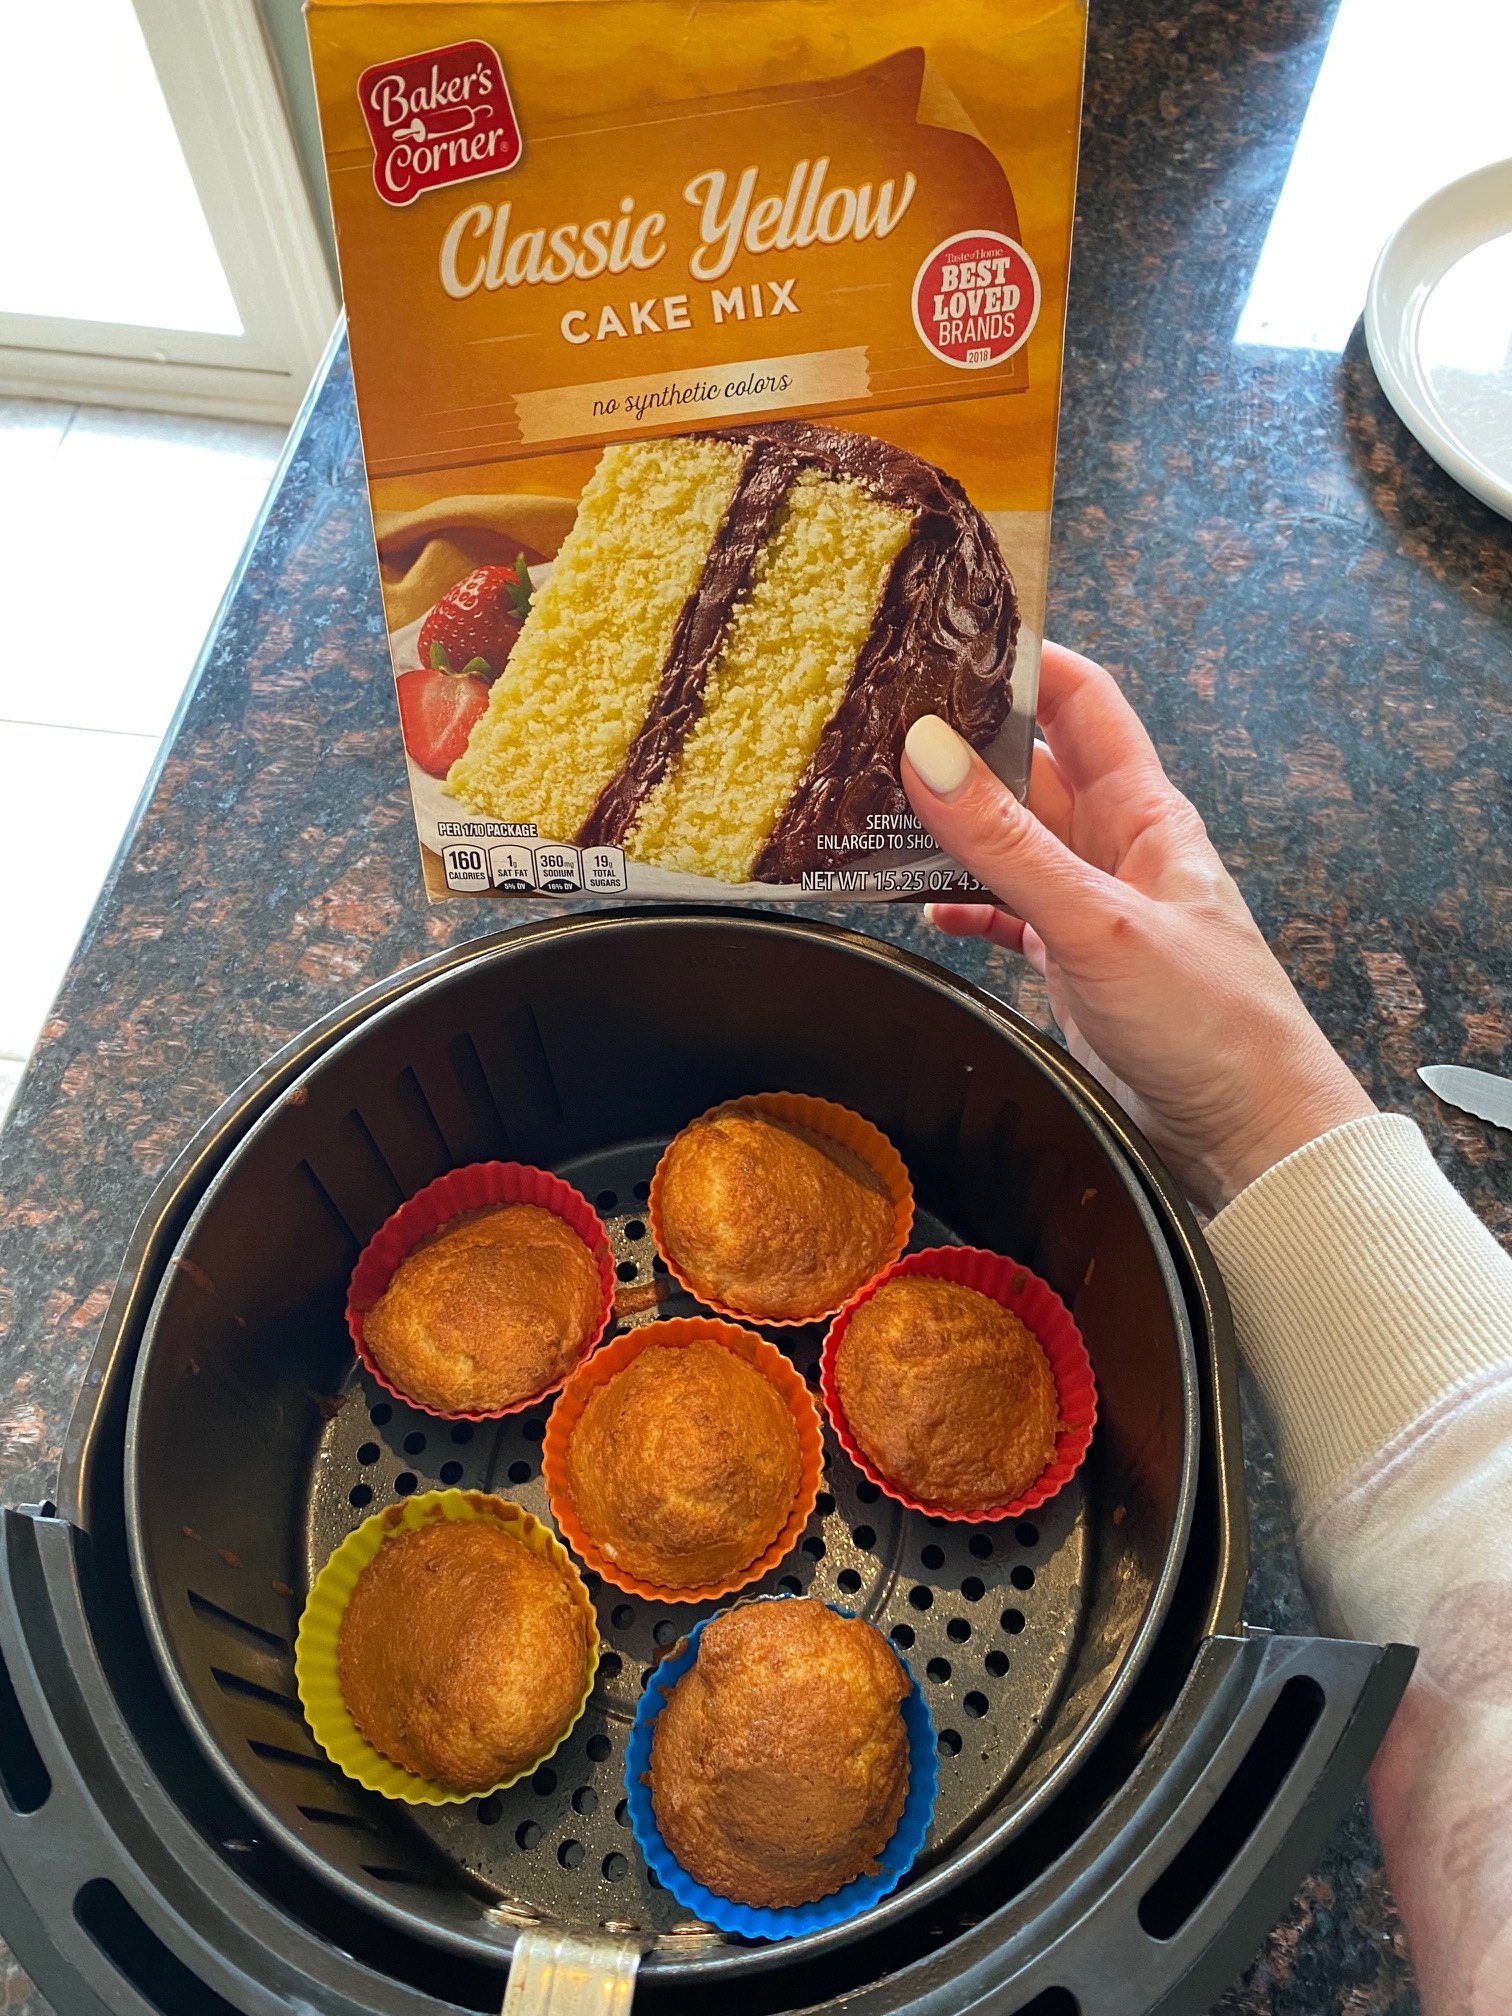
[{"xmin": 438, "ymin": 420, "xmax": 1019, "ymax": 887}]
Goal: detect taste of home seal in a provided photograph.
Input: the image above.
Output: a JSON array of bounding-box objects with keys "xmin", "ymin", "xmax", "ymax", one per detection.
[{"xmin": 911, "ymin": 229, "xmax": 1040, "ymax": 370}]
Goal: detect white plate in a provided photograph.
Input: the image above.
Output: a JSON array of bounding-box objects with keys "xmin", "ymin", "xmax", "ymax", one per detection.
[{"xmin": 1365, "ymin": 157, "xmax": 1512, "ymax": 521}]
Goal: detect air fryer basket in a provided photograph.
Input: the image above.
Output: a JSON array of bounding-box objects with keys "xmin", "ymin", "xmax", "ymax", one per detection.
[
  {"xmin": 0, "ymin": 914, "xmax": 1413, "ymax": 2016},
  {"xmin": 125, "ymin": 908, "xmax": 1200, "ymax": 1977}
]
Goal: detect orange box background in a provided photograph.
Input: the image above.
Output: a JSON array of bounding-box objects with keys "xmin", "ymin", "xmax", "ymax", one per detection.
[{"xmin": 307, "ymin": 0, "xmax": 1088, "ymax": 520}]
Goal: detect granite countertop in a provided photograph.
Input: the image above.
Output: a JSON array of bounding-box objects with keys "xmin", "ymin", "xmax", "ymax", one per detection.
[{"xmin": 1, "ymin": 0, "xmax": 1508, "ymax": 2009}]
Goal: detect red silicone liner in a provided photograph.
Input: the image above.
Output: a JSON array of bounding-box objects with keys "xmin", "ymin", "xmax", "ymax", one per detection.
[
  {"xmin": 820, "ymin": 1246, "xmax": 1097, "ymax": 1523},
  {"xmin": 345, "ymin": 1162, "xmax": 615, "ymax": 1421}
]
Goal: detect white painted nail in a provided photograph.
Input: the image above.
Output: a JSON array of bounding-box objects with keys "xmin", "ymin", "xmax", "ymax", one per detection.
[{"xmin": 905, "ymin": 714, "xmax": 973, "ymax": 798}]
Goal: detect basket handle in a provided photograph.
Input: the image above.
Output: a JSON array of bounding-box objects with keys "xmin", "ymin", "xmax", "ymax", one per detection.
[
  {"xmin": 848, "ymin": 1629, "xmax": 1416, "ymax": 2016},
  {"xmin": 503, "ymin": 1930, "xmax": 640, "ymax": 2015}
]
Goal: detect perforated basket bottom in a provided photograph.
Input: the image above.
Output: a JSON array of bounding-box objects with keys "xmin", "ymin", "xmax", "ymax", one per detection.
[{"xmin": 301, "ymin": 1138, "xmax": 1088, "ymax": 1942}]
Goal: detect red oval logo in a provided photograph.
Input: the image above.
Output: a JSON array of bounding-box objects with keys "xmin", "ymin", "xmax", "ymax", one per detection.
[{"xmin": 358, "ymin": 40, "xmax": 522, "ymax": 208}]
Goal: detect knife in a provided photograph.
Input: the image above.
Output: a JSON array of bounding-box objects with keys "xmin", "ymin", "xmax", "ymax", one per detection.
[{"xmin": 1419, "ymin": 1064, "xmax": 1512, "ymax": 1133}]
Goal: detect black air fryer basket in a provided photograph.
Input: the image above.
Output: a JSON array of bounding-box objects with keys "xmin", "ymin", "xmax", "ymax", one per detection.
[{"xmin": 0, "ymin": 913, "xmax": 1411, "ymax": 2016}]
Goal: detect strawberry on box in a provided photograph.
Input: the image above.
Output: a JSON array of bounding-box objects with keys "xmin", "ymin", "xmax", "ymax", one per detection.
[
  {"xmin": 418, "ymin": 559, "xmax": 533, "ymax": 683},
  {"xmin": 397, "ymin": 558, "xmax": 534, "ymax": 778}
]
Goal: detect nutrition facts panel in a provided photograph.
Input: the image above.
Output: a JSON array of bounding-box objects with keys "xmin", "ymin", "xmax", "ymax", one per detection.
[{"xmin": 441, "ymin": 842, "xmax": 629, "ymax": 895}]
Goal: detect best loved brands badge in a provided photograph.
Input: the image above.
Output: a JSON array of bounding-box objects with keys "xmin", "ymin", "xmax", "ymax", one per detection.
[
  {"xmin": 359, "ymin": 41, "xmax": 521, "ymax": 207},
  {"xmin": 911, "ymin": 229, "xmax": 1040, "ymax": 370}
]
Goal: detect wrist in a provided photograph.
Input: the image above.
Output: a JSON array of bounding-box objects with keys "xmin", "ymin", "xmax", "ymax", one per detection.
[{"xmin": 1213, "ymin": 1052, "xmax": 1376, "ymax": 1208}]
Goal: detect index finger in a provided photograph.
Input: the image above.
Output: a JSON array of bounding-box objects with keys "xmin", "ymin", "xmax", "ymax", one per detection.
[{"xmin": 1034, "ymin": 640, "xmax": 1173, "ymax": 798}]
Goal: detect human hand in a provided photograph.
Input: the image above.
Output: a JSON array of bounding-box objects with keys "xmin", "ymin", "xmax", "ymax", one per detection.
[{"xmin": 901, "ymin": 642, "xmax": 1375, "ymax": 1212}]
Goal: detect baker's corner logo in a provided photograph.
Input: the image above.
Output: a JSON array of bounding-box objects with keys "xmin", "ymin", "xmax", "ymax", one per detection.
[{"xmin": 358, "ymin": 41, "xmax": 522, "ymax": 207}]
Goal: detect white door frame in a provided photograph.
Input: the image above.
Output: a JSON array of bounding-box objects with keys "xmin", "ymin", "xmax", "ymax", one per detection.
[{"xmin": 0, "ymin": 0, "xmax": 338, "ymax": 423}]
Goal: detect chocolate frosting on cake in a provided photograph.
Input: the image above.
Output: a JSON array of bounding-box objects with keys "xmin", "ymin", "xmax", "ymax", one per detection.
[{"xmin": 576, "ymin": 420, "xmax": 1018, "ymax": 880}]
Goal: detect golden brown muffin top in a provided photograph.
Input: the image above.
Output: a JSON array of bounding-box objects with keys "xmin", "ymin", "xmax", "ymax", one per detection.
[
  {"xmin": 566, "ymin": 1339, "xmax": 802, "ymax": 1589},
  {"xmin": 364, "ymin": 1203, "xmax": 601, "ymax": 1414},
  {"xmin": 657, "ymin": 1107, "xmax": 896, "ymax": 1320},
  {"xmin": 835, "ymin": 1275, "xmax": 1059, "ymax": 1510},
  {"xmin": 649, "ymin": 1597, "xmax": 910, "ymax": 1908},
  {"xmin": 337, "ymin": 1515, "xmax": 588, "ymax": 1792}
]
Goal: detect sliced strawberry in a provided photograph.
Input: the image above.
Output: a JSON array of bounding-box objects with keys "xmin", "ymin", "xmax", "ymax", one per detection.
[
  {"xmin": 418, "ymin": 556, "xmax": 535, "ymax": 684},
  {"xmin": 396, "ymin": 665, "xmax": 490, "ymax": 777}
]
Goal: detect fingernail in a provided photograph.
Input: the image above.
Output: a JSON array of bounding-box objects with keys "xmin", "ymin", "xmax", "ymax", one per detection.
[{"xmin": 904, "ymin": 715, "xmax": 973, "ymax": 798}]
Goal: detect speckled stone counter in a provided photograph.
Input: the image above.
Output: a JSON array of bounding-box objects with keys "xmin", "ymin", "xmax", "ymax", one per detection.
[{"xmin": 1, "ymin": 0, "xmax": 1508, "ymax": 2008}]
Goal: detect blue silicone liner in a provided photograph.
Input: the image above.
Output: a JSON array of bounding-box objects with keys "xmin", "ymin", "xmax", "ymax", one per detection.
[{"xmin": 624, "ymin": 1597, "xmax": 938, "ymax": 1940}]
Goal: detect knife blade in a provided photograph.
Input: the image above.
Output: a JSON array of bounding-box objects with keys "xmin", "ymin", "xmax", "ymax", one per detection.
[{"xmin": 1418, "ymin": 1064, "xmax": 1512, "ymax": 1133}]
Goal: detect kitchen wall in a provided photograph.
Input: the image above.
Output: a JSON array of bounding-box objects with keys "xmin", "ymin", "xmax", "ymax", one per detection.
[{"xmin": 256, "ymin": 0, "xmax": 339, "ymax": 282}]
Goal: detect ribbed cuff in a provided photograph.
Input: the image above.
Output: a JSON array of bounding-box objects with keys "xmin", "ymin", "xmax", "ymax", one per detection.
[{"xmin": 1207, "ymin": 1113, "xmax": 1512, "ymax": 1520}]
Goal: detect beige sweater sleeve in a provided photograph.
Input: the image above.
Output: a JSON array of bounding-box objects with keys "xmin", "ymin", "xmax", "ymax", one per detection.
[{"xmin": 1207, "ymin": 1113, "xmax": 1512, "ymax": 2016}]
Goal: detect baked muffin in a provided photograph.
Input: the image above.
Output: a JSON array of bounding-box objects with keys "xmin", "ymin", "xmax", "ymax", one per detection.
[
  {"xmin": 835, "ymin": 1275, "xmax": 1058, "ymax": 1510},
  {"xmin": 564, "ymin": 1337, "xmax": 802, "ymax": 1588},
  {"xmin": 650, "ymin": 1598, "xmax": 910, "ymax": 1907},
  {"xmin": 363, "ymin": 1203, "xmax": 601, "ymax": 1412},
  {"xmin": 337, "ymin": 1515, "xmax": 589, "ymax": 1792},
  {"xmin": 656, "ymin": 1105, "xmax": 897, "ymax": 1319}
]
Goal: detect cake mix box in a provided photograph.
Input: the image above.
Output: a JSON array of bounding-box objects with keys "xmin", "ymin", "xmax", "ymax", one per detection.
[{"xmin": 306, "ymin": 0, "xmax": 1088, "ymax": 901}]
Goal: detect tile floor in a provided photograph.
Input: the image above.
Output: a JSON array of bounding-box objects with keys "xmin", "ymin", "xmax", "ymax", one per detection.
[{"xmin": 0, "ymin": 398, "xmax": 286, "ymax": 1128}]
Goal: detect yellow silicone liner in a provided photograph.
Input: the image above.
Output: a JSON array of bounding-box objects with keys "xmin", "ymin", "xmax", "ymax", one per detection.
[
  {"xmin": 542, "ymin": 1315, "xmax": 825, "ymax": 1602},
  {"xmin": 294, "ymin": 1489, "xmax": 599, "ymax": 1806},
  {"xmin": 648, "ymin": 1092, "xmax": 914, "ymax": 1327}
]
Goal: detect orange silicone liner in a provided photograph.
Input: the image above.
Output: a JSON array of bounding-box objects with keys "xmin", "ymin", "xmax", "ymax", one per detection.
[
  {"xmin": 820, "ymin": 1246, "xmax": 1098, "ymax": 1524},
  {"xmin": 647, "ymin": 1092, "xmax": 914, "ymax": 1327},
  {"xmin": 345, "ymin": 1161, "xmax": 615, "ymax": 1421},
  {"xmin": 542, "ymin": 1315, "xmax": 825, "ymax": 1602}
]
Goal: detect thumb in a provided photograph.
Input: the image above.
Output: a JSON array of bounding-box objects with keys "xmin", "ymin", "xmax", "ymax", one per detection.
[{"xmin": 902, "ymin": 716, "xmax": 1113, "ymax": 951}]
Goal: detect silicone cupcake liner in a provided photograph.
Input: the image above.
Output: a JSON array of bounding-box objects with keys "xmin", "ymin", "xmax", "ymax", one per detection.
[
  {"xmin": 648, "ymin": 1092, "xmax": 914, "ymax": 1327},
  {"xmin": 624, "ymin": 1596, "xmax": 937, "ymax": 1939},
  {"xmin": 345, "ymin": 1160, "xmax": 614, "ymax": 1420},
  {"xmin": 295, "ymin": 1488, "xmax": 599, "ymax": 1807},
  {"xmin": 821, "ymin": 1246, "xmax": 1098, "ymax": 1523},
  {"xmin": 542, "ymin": 1316, "xmax": 825, "ymax": 1602}
]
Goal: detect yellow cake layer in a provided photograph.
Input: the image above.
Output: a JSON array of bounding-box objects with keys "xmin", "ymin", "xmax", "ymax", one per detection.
[
  {"xmin": 626, "ymin": 469, "xmax": 911, "ymax": 882},
  {"xmin": 447, "ymin": 437, "xmax": 748, "ymax": 838}
]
